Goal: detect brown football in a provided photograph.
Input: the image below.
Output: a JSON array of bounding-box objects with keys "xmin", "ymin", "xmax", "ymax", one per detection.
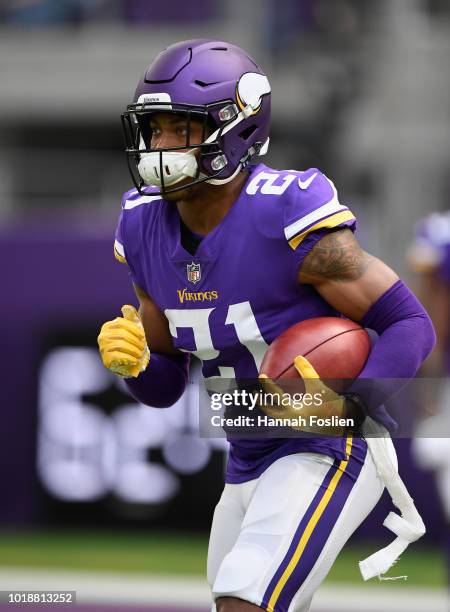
[{"xmin": 260, "ymin": 317, "xmax": 370, "ymax": 390}]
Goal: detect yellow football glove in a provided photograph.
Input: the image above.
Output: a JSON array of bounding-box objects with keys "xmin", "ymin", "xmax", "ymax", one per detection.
[
  {"xmin": 258, "ymin": 356, "xmax": 347, "ymax": 435},
  {"xmin": 97, "ymin": 305, "xmax": 150, "ymax": 378}
]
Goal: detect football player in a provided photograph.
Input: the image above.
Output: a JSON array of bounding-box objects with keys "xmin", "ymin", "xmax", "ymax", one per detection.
[
  {"xmin": 97, "ymin": 40, "xmax": 435, "ymax": 612},
  {"xmin": 408, "ymin": 211, "xmax": 450, "ymax": 584}
]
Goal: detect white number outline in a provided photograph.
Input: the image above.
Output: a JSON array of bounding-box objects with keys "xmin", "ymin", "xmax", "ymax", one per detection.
[{"xmin": 164, "ymin": 300, "xmax": 268, "ymax": 380}]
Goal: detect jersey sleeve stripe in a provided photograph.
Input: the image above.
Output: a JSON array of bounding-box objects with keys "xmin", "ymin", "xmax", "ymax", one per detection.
[
  {"xmin": 123, "ymin": 194, "xmax": 162, "ymax": 210},
  {"xmin": 114, "ymin": 239, "xmax": 127, "ymax": 264},
  {"xmin": 284, "ymin": 199, "xmax": 348, "ymax": 241},
  {"xmin": 288, "ymin": 209, "xmax": 355, "ymax": 250}
]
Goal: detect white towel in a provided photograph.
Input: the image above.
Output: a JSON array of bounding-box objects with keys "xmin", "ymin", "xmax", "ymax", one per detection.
[{"xmin": 359, "ymin": 418, "xmax": 426, "ymax": 581}]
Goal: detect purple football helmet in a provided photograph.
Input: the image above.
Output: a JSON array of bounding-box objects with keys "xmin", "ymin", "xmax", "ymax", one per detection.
[{"xmin": 121, "ymin": 39, "xmax": 271, "ymax": 194}]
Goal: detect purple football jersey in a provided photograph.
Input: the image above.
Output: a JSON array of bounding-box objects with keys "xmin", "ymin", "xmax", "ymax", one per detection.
[{"xmin": 115, "ymin": 163, "xmax": 363, "ymax": 482}]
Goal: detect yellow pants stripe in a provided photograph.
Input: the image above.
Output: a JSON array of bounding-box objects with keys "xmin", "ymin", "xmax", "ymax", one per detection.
[{"xmin": 266, "ymin": 436, "xmax": 353, "ymax": 612}]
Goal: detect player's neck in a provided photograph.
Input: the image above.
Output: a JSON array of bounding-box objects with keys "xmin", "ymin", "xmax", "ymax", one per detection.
[{"xmin": 176, "ymin": 170, "xmax": 249, "ymax": 236}]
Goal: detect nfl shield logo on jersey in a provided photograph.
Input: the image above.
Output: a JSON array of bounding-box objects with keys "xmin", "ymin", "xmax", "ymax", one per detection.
[{"xmin": 187, "ymin": 261, "xmax": 201, "ymax": 284}]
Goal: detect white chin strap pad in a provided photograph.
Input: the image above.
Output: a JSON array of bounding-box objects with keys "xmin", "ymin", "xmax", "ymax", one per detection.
[{"xmin": 138, "ymin": 151, "xmax": 198, "ymax": 187}]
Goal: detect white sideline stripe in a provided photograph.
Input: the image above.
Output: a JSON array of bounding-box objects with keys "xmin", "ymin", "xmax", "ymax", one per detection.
[
  {"xmin": 124, "ymin": 195, "xmax": 161, "ymax": 210},
  {"xmin": 0, "ymin": 568, "xmax": 210, "ymax": 606},
  {"xmin": 310, "ymin": 584, "xmax": 449, "ymax": 612},
  {"xmin": 114, "ymin": 239, "xmax": 125, "ymax": 257},
  {"xmin": 284, "ymin": 199, "xmax": 347, "ymax": 241},
  {"xmin": 0, "ymin": 569, "xmax": 447, "ymax": 611}
]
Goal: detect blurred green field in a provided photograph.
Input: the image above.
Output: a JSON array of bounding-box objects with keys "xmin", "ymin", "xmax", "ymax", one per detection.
[{"xmin": 0, "ymin": 531, "xmax": 445, "ymax": 587}]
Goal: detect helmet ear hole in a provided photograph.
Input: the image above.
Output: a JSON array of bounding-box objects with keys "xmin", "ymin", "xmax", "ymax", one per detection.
[{"xmin": 238, "ymin": 124, "xmax": 257, "ymax": 141}]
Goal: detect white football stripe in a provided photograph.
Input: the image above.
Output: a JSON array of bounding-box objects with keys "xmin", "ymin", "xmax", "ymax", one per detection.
[
  {"xmin": 124, "ymin": 194, "xmax": 162, "ymax": 210},
  {"xmin": 284, "ymin": 198, "xmax": 348, "ymax": 240}
]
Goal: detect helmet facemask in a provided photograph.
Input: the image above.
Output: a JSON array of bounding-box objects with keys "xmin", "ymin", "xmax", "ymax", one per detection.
[{"xmin": 122, "ymin": 101, "xmax": 235, "ymax": 195}]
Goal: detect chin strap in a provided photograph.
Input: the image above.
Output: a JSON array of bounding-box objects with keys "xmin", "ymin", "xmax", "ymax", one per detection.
[
  {"xmin": 359, "ymin": 418, "xmax": 426, "ymax": 581},
  {"xmin": 205, "ymin": 163, "xmax": 243, "ymax": 186},
  {"xmin": 203, "ymin": 136, "xmax": 270, "ymax": 186}
]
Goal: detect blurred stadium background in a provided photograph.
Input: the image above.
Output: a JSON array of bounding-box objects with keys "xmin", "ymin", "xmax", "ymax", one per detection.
[{"xmin": 0, "ymin": 0, "xmax": 449, "ymax": 610}]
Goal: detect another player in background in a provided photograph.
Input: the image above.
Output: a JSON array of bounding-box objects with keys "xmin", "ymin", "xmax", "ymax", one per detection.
[
  {"xmin": 408, "ymin": 211, "xmax": 450, "ymax": 584},
  {"xmin": 97, "ymin": 40, "xmax": 435, "ymax": 612}
]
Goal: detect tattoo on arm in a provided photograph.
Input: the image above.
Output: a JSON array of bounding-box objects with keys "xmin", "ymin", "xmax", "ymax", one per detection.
[{"xmin": 299, "ymin": 229, "xmax": 374, "ymax": 283}]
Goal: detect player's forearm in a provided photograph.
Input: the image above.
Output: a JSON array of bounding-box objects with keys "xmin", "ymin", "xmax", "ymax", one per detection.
[
  {"xmin": 124, "ymin": 352, "xmax": 190, "ymax": 408},
  {"xmin": 348, "ymin": 280, "xmax": 436, "ymax": 427}
]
